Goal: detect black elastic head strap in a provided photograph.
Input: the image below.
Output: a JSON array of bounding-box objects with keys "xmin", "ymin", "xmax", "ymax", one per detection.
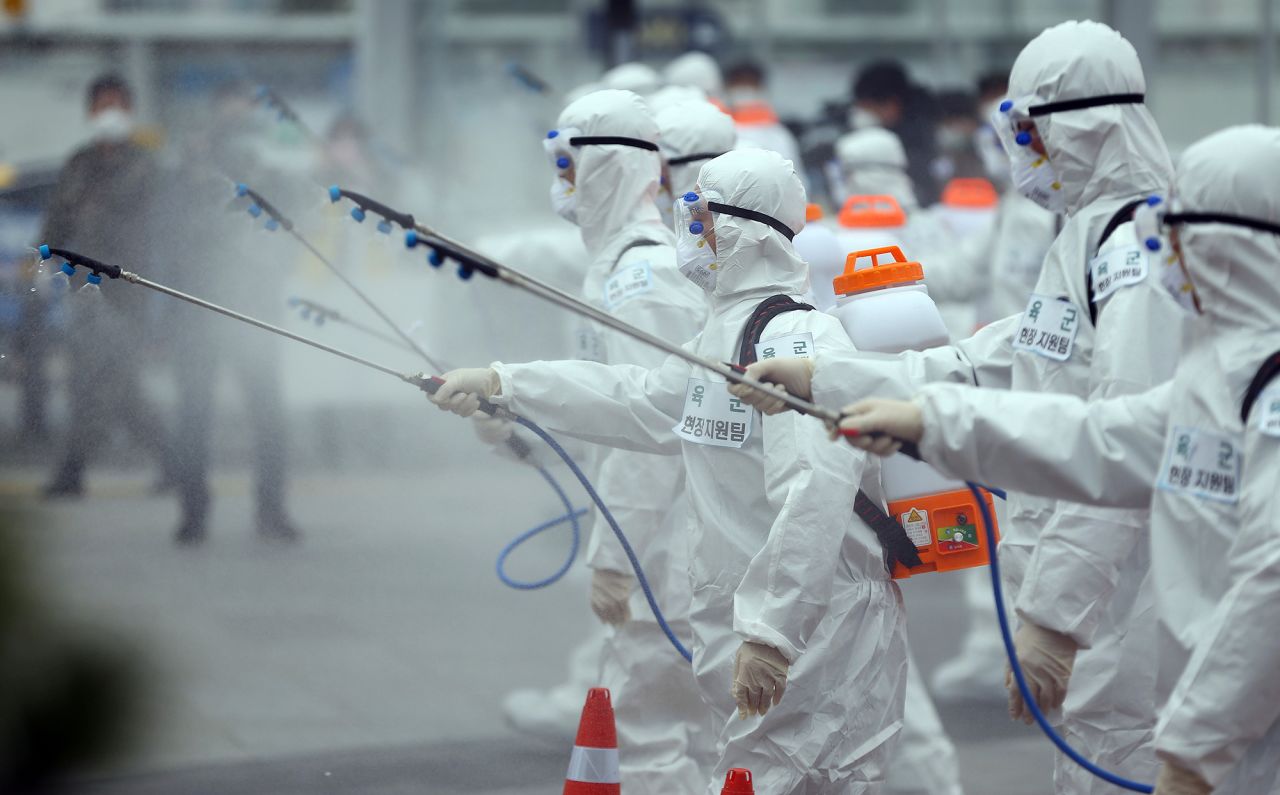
[
  {"xmin": 668, "ymin": 151, "xmax": 725, "ymax": 166},
  {"xmin": 568, "ymin": 135, "xmax": 659, "ymax": 152},
  {"xmin": 1028, "ymin": 93, "xmax": 1144, "ymax": 117},
  {"xmin": 707, "ymin": 200, "xmax": 796, "ymax": 241},
  {"xmin": 1166, "ymin": 211, "xmax": 1280, "ymax": 238}
]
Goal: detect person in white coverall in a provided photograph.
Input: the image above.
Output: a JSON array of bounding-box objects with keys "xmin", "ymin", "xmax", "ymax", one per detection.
[
  {"xmin": 663, "ymin": 51, "xmax": 725, "ymax": 101},
  {"xmin": 539, "ymin": 88, "xmax": 715, "ymax": 792},
  {"xmin": 729, "ymin": 21, "xmax": 1182, "ymax": 794},
  {"xmin": 654, "ymin": 98, "xmax": 736, "ymax": 226},
  {"xmin": 431, "ymin": 148, "xmax": 909, "ymax": 795},
  {"xmin": 834, "ymin": 124, "xmax": 1280, "ymax": 795}
]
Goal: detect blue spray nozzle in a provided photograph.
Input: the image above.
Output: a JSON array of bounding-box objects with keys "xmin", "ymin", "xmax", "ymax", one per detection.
[
  {"xmin": 264, "ymin": 218, "xmax": 280, "ymax": 232},
  {"xmin": 60, "ymin": 262, "xmax": 75, "ymax": 276},
  {"xmin": 1015, "ymin": 130, "xmax": 1032, "ymax": 147},
  {"xmin": 428, "ymin": 249, "xmax": 444, "ymax": 268},
  {"xmin": 86, "ymin": 272, "xmax": 102, "ymax": 285},
  {"xmin": 327, "ymin": 185, "xmax": 341, "ymax": 203},
  {"xmin": 405, "ymin": 229, "xmax": 419, "ymax": 249},
  {"xmin": 376, "ymin": 219, "xmax": 392, "ymax": 235},
  {"xmin": 457, "ymin": 264, "xmax": 474, "ymax": 281},
  {"xmin": 248, "ymin": 204, "xmax": 263, "ymax": 218},
  {"xmin": 1146, "ymin": 195, "xmax": 1163, "ymax": 207},
  {"xmin": 38, "ymin": 244, "xmax": 51, "ymax": 260},
  {"xmin": 287, "ymin": 296, "xmax": 300, "ymax": 307},
  {"xmin": 300, "ymin": 308, "xmax": 311, "ymax": 320},
  {"xmin": 314, "ymin": 314, "xmax": 325, "ymax": 327},
  {"xmin": 254, "ymin": 84, "xmax": 270, "ymax": 101},
  {"xmin": 235, "ymin": 183, "xmax": 248, "ymax": 197},
  {"xmin": 999, "ymin": 99, "xmax": 1013, "ymax": 113},
  {"xmin": 1144, "ymin": 237, "xmax": 1163, "ymax": 252},
  {"xmin": 556, "ymin": 156, "xmax": 571, "ymax": 170},
  {"xmin": 689, "ymin": 221, "xmax": 704, "ymax": 235},
  {"xmin": 350, "ymin": 207, "xmax": 367, "ymax": 223},
  {"xmin": 683, "ymin": 191, "xmax": 699, "ymax": 203},
  {"xmin": 546, "ymin": 130, "xmax": 559, "ymax": 139}
]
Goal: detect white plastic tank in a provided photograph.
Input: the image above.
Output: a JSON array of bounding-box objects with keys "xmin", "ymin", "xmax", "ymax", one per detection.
[
  {"xmin": 793, "ymin": 203, "xmax": 846, "ymax": 311},
  {"xmin": 828, "ymin": 244, "xmax": 997, "ymax": 577}
]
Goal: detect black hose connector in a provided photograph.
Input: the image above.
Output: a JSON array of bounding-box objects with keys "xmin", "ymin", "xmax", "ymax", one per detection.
[
  {"xmin": 328, "ymin": 187, "xmax": 416, "ymax": 231},
  {"xmin": 38, "ymin": 245, "xmax": 123, "ymax": 280},
  {"xmin": 402, "ymin": 231, "xmax": 501, "ymax": 280}
]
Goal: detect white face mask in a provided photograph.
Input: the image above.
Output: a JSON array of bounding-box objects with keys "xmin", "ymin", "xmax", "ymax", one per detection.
[
  {"xmin": 989, "ymin": 102, "xmax": 1065, "ymax": 213},
  {"xmin": 550, "ymin": 178, "xmax": 578, "ymax": 224},
  {"xmin": 1135, "ymin": 197, "xmax": 1203, "ymax": 314},
  {"xmin": 849, "ymin": 106, "xmax": 882, "ymax": 131},
  {"xmin": 90, "ymin": 107, "xmax": 133, "ymax": 142},
  {"xmin": 974, "ymin": 125, "xmax": 1010, "ymax": 187},
  {"xmin": 674, "ymin": 192, "xmax": 719, "ymax": 292}
]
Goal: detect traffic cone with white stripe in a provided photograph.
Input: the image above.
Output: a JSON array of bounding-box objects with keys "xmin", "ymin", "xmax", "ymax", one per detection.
[
  {"xmin": 563, "ymin": 687, "xmax": 620, "ymax": 794},
  {"xmin": 722, "ymin": 768, "xmax": 755, "ymax": 794}
]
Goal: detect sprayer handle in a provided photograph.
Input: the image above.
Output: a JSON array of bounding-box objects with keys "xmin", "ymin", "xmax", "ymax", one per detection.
[
  {"xmin": 415, "ymin": 374, "xmax": 509, "ymax": 419},
  {"xmin": 330, "ymin": 187, "xmax": 416, "ymax": 231}
]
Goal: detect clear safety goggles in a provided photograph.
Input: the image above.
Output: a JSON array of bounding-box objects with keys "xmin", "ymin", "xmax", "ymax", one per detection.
[
  {"xmin": 674, "ymin": 190, "xmax": 797, "ymax": 242},
  {"xmin": 989, "ymin": 92, "xmax": 1147, "ymax": 151},
  {"xmin": 543, "ymin": 126, "xmax": 660, "ymax": 176},
  {"xmin": 1135, "ymin": 194, "xmax": 1280, "ymax": 252}
]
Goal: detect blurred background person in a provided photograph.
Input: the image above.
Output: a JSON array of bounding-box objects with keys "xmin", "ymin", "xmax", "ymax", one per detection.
[
  {"xmin": 851, "ymin": 59, "xmax": 941, "ymax": 204},
  {"xmin": 37, "ymin": 74, "xmax": 176, "ymax": 499},
  {"xmin": 723, "ymin": 59, "xmax": 802, "ymax": 166}
]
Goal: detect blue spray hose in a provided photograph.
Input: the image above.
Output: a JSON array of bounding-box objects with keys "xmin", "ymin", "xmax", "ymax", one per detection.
[
  {"xmin": 496, "ymin": 464, "xmax": 588, "ymax": 590},
  {"xmin": 516, "ymin": 416, "xmax": 695, "ymax": 663},
  {"xmin": 970, "ymin": 481, "xmax": 1154, "ymax": 793}
]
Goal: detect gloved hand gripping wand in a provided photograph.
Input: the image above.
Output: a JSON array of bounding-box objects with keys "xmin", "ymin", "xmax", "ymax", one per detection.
[
  {"xmin": 330, "ymin": 187, "xmax": 923, "ymax": 458},
  {"xmin": 34, "ymin": 245, "xmax": 510, "ymax": 419}
]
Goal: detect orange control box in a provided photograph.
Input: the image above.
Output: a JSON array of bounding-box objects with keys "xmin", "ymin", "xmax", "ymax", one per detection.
[{"xmin": 888, "ymin": 487, "xmax": 1000, "ymax": 579}]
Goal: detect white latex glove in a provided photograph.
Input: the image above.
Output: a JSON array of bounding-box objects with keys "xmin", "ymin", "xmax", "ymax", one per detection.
[
  {"xmin": 833, "ymin": 398, "xmax": 924, "ymax": 455},
  {"xmin": 590, "ymin": 568, "xmax": 634, "ymax": 626},
  {"xmin": 1153, "ymin": 759, "xmax": 1212, "ymax": 795},
  {"xmin": 429, "ymin": 367, "xmax": 500, "ymax": 418},
  {"xmin": 726, "ymin": 358, "xmax": 815, "ymax": 415},
  {"xmin": 1005, "ymin": 621, "xmax": 1078, "ymax": 725},
  {"xmin": 732, "ymin": 641, "xmax": 790, "ymax": 719},
  {"xmin": 472, "ymin": 414, "xmax": 513, "ymax": 445}
]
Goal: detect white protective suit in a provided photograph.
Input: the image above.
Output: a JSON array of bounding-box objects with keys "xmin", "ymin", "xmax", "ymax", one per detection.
[
  {"xmin": 909, "ymin": 125, "xmax": 1280, "ymax": 794},
  {"xmin": 654, "ymin": 98, "xmax": 736, "ymax": 224},
  {"xmin": 805, "ymin": 21, "xmax": 1178, "ymax": 793},
  {"xmin": 554, "ymin": 89, "xmax": 714, "ymax": 793},
  {"xmin": 663, "ymin": 51, "xmax": 724, "ymax": 98},
  {"xmin": 601, "ymin": 62, "xmax": 662, "ymax": 96},
  {"xmin": 489, "ymin": 149, "xmax": 908, "ymax": 794}
]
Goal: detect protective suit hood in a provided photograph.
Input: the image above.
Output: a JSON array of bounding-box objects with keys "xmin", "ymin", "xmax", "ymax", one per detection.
[
  {"xmin": 663, "ymin": 51, "xmax": 723, "ymax": 96},
  {"xmin": 697, "ymin": 148, "xmax": 808, "ymax": 307},
  {"xmin": 835, "ymin": 127, "xmax": 917, "ymax": 209},
  {"xmin": 655, "ymin": 99, "xmax": 736, "ymax": 195},
  {"xmin": 556, "ymin": 89, "xmax": 669, "ymax": 262},
  {"xmin": 601, "ymin": 62, "xmax": 662, "ymax": 96},
  {"xmin": 1174, "ymin": 124, "xmax": 1280, "ymax": 334},
  {"xmin": 1008, "ymin": 20, "xmax": 1172, "ymax": 215}
]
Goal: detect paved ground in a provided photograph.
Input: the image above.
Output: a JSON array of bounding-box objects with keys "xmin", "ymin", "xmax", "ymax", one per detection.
[{"xmin": 2, "ymin": 457, "xmax": 1054, "ymax": 794}]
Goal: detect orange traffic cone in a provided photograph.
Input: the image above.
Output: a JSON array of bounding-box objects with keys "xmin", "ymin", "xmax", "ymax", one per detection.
[
  {"xmin": 563, "ymin": 687, "xmax": 620, "ymax": 794},
  {"xmin": 722, "ymin": 767, "xmax": 755, "ymax": 793}
]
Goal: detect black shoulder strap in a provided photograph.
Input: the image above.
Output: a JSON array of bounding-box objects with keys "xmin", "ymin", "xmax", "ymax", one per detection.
[
  {"xmin": 1085, "ymin": 198, "xmax": 1147, "ymax": 326},
  {"xmin": 611, "ymin": 238, "xmax": 663, "ymax": 274},
  {"xmin": 1242, "ymin": 351, "xmax": 1280, "ymax": 422},
  {"xmin": 736, "ymin": 295, "xmax": 924, "ymax": 575}
]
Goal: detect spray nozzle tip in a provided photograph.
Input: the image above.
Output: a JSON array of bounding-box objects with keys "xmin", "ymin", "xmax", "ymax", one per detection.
[
  {"xmin": 38, "ymin": 244, "xmax": 50, "ymax": 260},
  {"xmin": 287, "ymin": 296, "xmax": 299, "ymax": 307},
  {"xmin": 376, "ymin": 219, "xmax": 392, "ymax": 235},
  {"xmin": 457, "ymin": 264, "xmax": 474, "ymax": 281},
  {"xmin": 254, "ymin": 84, "xmax": 270, "ymax": 100},
  {"xmin": 86, "ymin": 272, "xmax": 102, "ymax": 285},
  {"xmin": 248, "ymin": 204, "xmax": 263, "ymax": 218},
  {"xmin": 428, "ymin": 249, "xmax": 444, "ymax": 268},
  {"xmin": 264, "ymin": 218, "xmax": 280, "ymax": 231},
  {"xmin": 60, "ymin": 262, "xmax": 75, "ymax": 276},
  {"xmin": 235, "ymin": 183, "xmax": 249, "ymax": 197},
  {"xmin": 327, "ymin": 185, "xmax": 341, "ymax": 203},
  {"xmin": 350, "ymin": 207, "xmax": 366, "ymax": 223},
  {"xmin": 404, "ymin": 229, "xmax": 419, "ymax": 248}
]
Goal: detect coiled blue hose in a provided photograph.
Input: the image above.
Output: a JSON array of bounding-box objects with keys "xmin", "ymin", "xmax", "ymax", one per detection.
[
  {"xmin": 515, "ymin": 416, "xmax": 694, "ymax": 663},
  {"xmin": 495, "ymin": 464, "xmax": 588, "ymax": 590},
  {"xmin": 970, "ymin": 480, "xmax": 1154, "ymax": 793}
]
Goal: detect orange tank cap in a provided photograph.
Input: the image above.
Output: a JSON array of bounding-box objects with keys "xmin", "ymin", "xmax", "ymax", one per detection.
[
  {"xmin": 731, "ymin": 101, "xmax": 779, "ymax": 126},
  {"xmin": 832, "ymin": 245, "xmax": 924, "ymax": 296},
  {"xmin": 941, "ymin": 177, "xmax": 999, "ymax": 208},
  {"xmin": 837, "ymin": 194, "xmax": 907, "ymax": 228},
  {"xmin": 805, "ymin": 203, "xmax": 824, "ymax": 222}
]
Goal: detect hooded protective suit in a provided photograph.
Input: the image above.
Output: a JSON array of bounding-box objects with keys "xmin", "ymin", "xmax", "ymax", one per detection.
[
  {"xmin": 601, "ymin": 62, "xmax": 663, "ymax": 96},
  {"xmin": 554, "ymin": 89, "xmax": 713, "ymax": 793},
  {"xmin": 663, "ymin": 51, "xmax": 724, "ymax": 97},
  {"xmin": 477, "ymin": 149, "xmax": 908, "ymax": 794},
  {"xmin": 907, "ymin": 125, "xmax": 1280, "ymax": 793},
  {"xmin": 798, "ymin": 22, "xmax": 1178, "ymax": 792},
  {"xmin": 655, "ymin": 99, "xmax": 736, "ymax": 199}
]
